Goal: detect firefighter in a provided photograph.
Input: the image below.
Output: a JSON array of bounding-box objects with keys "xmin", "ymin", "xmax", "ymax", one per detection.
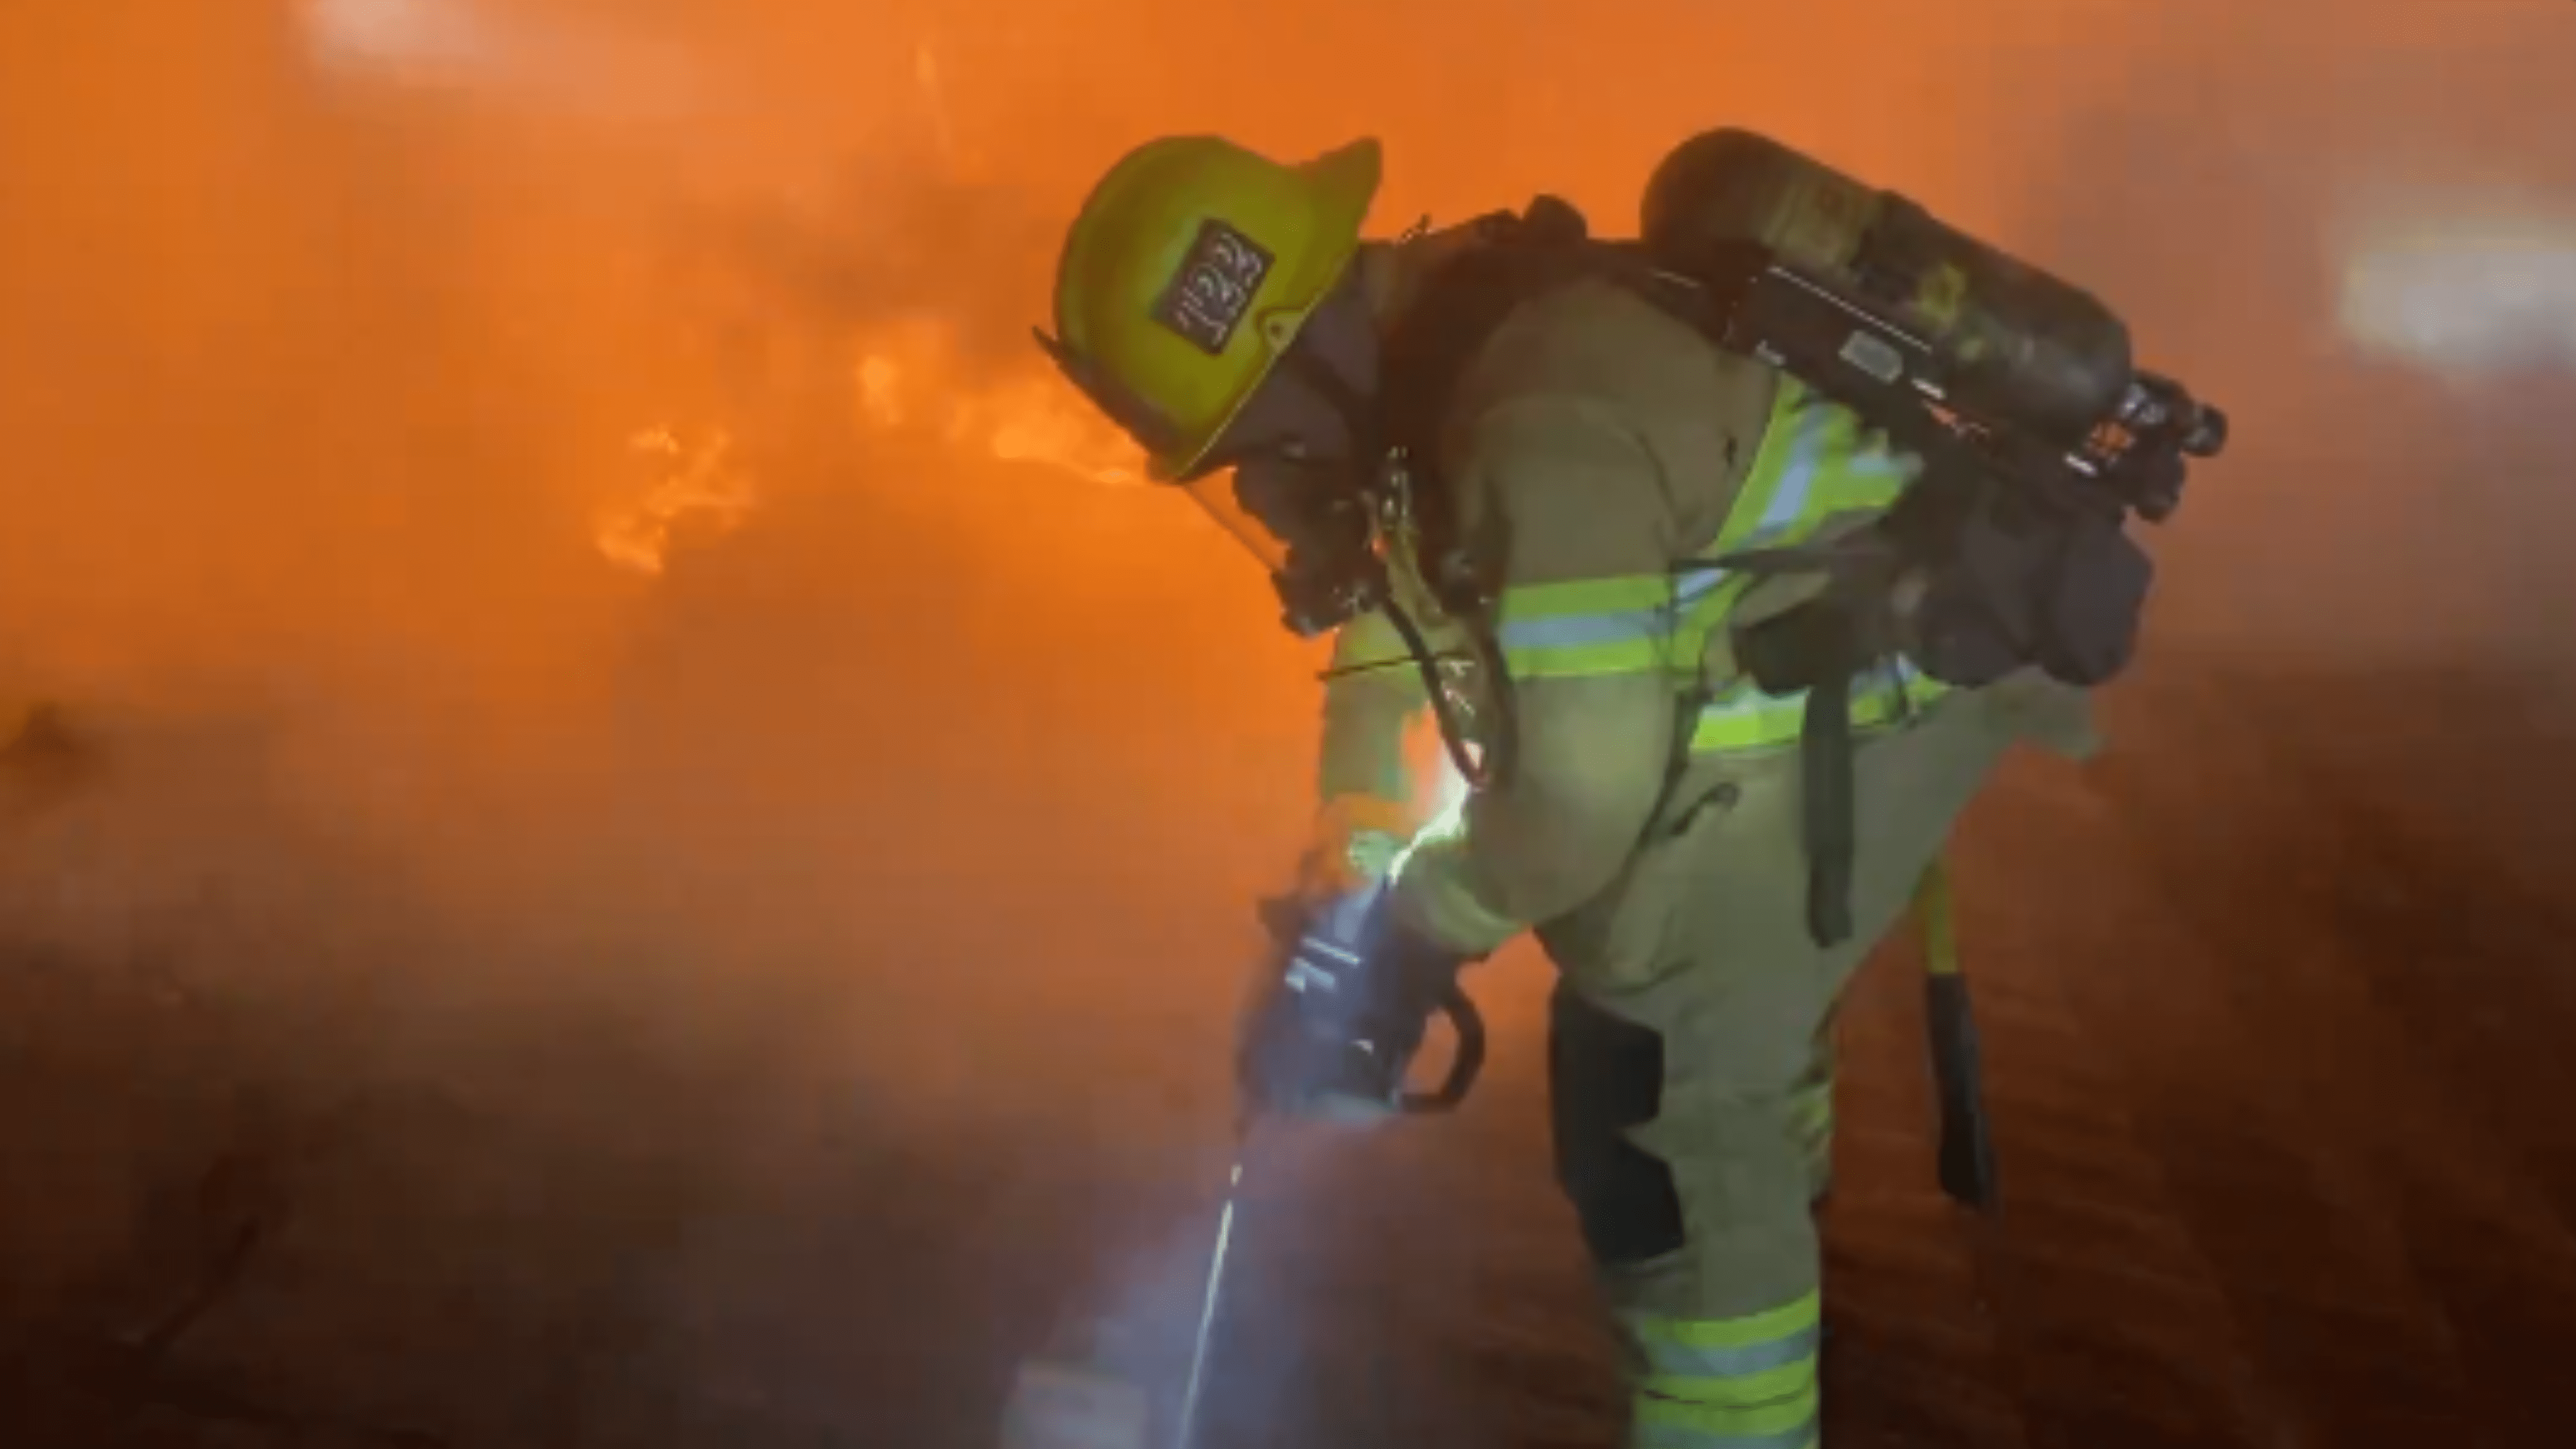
[{"xmin": 1034, "ymin": 133, "xmax": 2101, "ymax": 1448}]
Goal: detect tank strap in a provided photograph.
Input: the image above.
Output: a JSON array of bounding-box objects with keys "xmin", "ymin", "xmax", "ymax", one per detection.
[{"xmin": 1803, "ymin": 677, "xmax": 1859, "ymax": 947}]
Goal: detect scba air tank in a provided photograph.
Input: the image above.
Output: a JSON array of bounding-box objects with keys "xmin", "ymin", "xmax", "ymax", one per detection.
[{"xmin": 1642, "ymin": 128, "xmax": 2135, "ymax": 450}]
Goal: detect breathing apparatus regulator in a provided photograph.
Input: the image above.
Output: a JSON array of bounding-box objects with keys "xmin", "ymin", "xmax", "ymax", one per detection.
[{"xmin": 1151, "ymin": 219, "xmax": 1525, "ymax": 795}]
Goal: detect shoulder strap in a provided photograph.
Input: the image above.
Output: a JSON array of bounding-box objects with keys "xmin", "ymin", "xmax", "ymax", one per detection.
[{"xmin": 1376, "ymin": 196, "xmax": 1624, "ymax": 468}]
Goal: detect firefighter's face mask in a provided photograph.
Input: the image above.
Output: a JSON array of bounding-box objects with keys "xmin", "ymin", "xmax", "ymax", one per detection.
[{"xmin": 1175, "ymin": 272, "xmax": 1388, "ymax": 634}]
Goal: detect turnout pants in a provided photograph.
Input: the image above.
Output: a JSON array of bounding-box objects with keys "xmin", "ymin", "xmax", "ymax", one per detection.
[{"xmin": 1535, "ymin": 684, "xmax": 2029, "ymax": 1449}]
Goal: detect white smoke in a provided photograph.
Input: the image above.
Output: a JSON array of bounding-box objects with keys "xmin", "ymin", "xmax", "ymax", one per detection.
[
  {"xmin": 300, "ymin": 0, "xmax": 706, "ymax": 122},
  {"xmin": 2340, "ymin": 209, "xmax": 2576, "ymax": 377}
]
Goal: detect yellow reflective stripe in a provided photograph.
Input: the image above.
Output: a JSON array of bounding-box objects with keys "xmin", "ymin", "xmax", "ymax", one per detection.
[
  {"xmin": 1689, "ymin": 688, "xmax": 1803, "ymax": 753},
  {"xmin": 1800, "ymin": 402, "xmax": 1917, "ymax": 520},
  {"xmin": 1643, "ymin": 1363, "xmax": 1817, "ymax": 1414},
  {"xmin": 1638, "ymin": 1371, "xmax": 1824, "ymax": 1433},
  {"xmin": 1791, "ymin": 1018, "xmax": 1836, "ymax": 1161},
  {"xmin": 1669, "ymin": 379, "xmax": 1943, "ymax": 751},
  {"xmin": 1501, "ymin": 575, "xmax": 1685, "ymax": 617},
  {"xmin": 1627, "ymin": 1294, "xmax": 1823, "ymax": 1449},
  {"xmin": 1633, "ymin": 1403, "xmax": 1819, "ymax": 1449},
  {"xmin": 1487, "ymin": 382, "xmax": 1925, "ymax": 694},
  {"xmin": 1722, "ymin": 381, "xmax": 1918, "ymax": 557},
  {"xmin": 1665, "ymin": 564, "xmax": 1745, "ymax": 677},
  {"xmin": 1789, "ymin": 1081, "xmax": 1834, "ymax": 1143},
  {"xmin": 1718, "ymin": 381, "xmax": 1819, "ymax": 550},
  {"xmin": 1689, "ymin": 661, "xmax": 1951, "ymax": 753},
  {"xmin": 1493, "ymin": 569, "xmax": 1732, "ymax": 679},
  {"xmin": 1634, "ymin": 1290, "xmax": 1821, "ymax": 1355}
]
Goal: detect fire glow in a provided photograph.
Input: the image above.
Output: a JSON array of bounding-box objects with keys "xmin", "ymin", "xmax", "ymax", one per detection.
[{"xmin": 595, "ymin": 330, "xmax": 1143, "ymax": 576}]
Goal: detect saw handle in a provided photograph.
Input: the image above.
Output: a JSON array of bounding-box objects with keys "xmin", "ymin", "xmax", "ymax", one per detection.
[
  {"xmin": 1914, "ymin": 860, "xmax": 1998, "ymax": 1210},
  {"xmin": 1400, "ymin": 985, "xmax": 1487, "ymax": 1113},
  {"xmin": 1925, "ymin": 971, "xmax": 1998, "ymax": 1209}
]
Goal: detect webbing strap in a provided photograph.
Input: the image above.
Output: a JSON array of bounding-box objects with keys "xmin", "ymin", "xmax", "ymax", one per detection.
[{"xmin": 1799, "ymin": 676, "xmax": 1857, "ymax": 948}]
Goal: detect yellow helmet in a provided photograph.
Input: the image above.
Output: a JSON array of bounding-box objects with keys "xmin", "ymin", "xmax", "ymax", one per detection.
[{"xmin": 1036, "ymin": 134, "xmax": 1383, "ymax": 481}]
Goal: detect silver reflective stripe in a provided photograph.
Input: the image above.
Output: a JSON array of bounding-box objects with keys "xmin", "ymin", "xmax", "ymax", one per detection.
[
  {"xmin": 1739, "ymin": 404, "xmax": 1837, "ymax": 550},
  {"xmin": 1844, "ymin": 417, "xmax": 1916, "ymax": 481},
  {"xmin": 1495, "ymin": 607, "xmax": 1674, "ymax": 652},
  {"xmin": 1643, "ymin": 1324, "xmax": 1822, "ymax": 1379},
  {"xmin": 1673, "ymin": 565, "xmax": 1729, "ymax": 601},
  {"xmin": 1683, "ymin": 396, "xmax": 1911, "ymax": 603},
  {"xmin": 1674, "ymin": 567, "xmax": 1730, "ymax": 604},
  {"xmin": 1633, "ymin": 1413, "xmax": 1821, "ymax": 1449},
  {"xmin": 1746, "ymin": 401, "xmax": 1913, "ymax": 552},
  {"xmin": 1493, "ymin": 569, "xmax": 1733, "ymax": 652}
]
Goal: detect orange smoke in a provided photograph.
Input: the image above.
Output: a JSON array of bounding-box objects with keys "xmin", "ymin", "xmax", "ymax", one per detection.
[{"xmin": 1, "ymin": 0, "xmax": 2570, "ymax": 1124}]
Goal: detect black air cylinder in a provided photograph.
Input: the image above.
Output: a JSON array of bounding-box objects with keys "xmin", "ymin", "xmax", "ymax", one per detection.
[{"xmin": 1643, "ymin": 128, "xmax": 2135, "ymax": 449}]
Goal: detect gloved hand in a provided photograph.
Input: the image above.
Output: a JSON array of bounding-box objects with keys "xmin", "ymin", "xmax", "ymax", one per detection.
[{"xmin": 1236, "ymin": 880, "xmax": 1471, "ymax": 1121}]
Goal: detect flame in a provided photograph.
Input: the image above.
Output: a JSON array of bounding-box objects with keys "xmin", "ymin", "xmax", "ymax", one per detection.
[
  {"xmin": 591, "ymin": 334, "xmax": 1144, "ymax": 573},
  {"xmin": 956, "ymin": 373, "xmax": 1148, "ymax": 488},
  {"xmin": 852, "ymin": 316, "xmax": 1147, "ymax": 488},
  {"xmin": 594, "ymin": 424, "xmax": 759, "ymax": 576},
  {"xmin": 589, "ymin": 23, "xmax": 1149, "ymax": 576}
]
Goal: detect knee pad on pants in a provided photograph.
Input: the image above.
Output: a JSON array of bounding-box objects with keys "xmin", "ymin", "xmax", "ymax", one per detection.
[{"xmin": 1549, "ymin": 987, "xmax": 1685, "ymax": 1267}]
